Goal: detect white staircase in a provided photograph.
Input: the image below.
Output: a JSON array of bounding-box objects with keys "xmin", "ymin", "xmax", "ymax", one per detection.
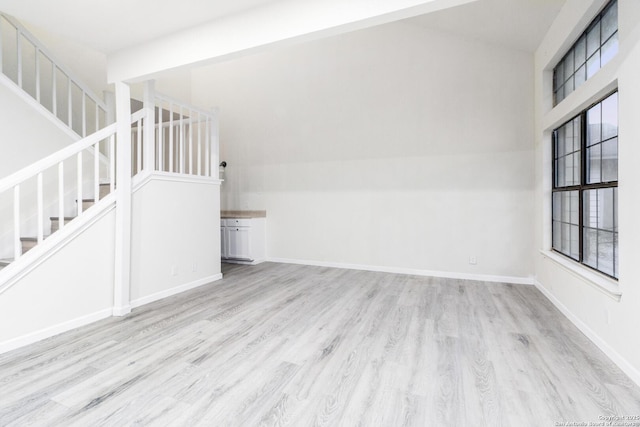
[
  {"xmin": 0, "ymin": 13, "xmax": 108, "ymax": 138},
  {"xmin": 0, "ymin": 12, "xmax": 219, "ymax": 280}
]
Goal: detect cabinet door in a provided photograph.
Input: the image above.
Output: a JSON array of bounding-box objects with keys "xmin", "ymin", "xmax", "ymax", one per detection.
[{"xmin": 227, "ymin": 227, "xmax": 252, "ymax": 260}]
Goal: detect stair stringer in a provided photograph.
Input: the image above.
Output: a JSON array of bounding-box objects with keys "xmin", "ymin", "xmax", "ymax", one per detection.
[
  {"xmin": 0, "ymin": 194, "xmax": 116, "ymax": 354},
  {"xmin": 0, "ymin": 155, "xmax": 111, "ymax": 260},
  {"xmin": 0, "ymin": 193, "xmax": 116, "ymax": 294}
]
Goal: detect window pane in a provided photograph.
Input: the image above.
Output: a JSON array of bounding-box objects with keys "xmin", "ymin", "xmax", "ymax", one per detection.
[
  {"xmin": 555, "ymin": 63, "xmax": 564, "ymax": 90},
  {"xmin": 601, "ymin": 32, "xmax": 618, "ymax": 66},
  {"xmin": 564, "ymin": 76, "xmax": 574, "ymax": 97},
  {"xmin": 602, "ymin": 92, "xmax": 618, "ymax": 139},
  {"xmin": 564, "ymin": 121, "xmax": 573, "ymax": 148},
  {"xmin": 587, "ymin": 21, "xmax": 601, "ymax": 57},
  {"xmin": 587, "ymin": 144, "xmax": 602, "ymax": 184},
  {"xmin": 587, "ymin": 51, "xmax": 600, "ymax": 78},
  {"xmin": 562, "ymin": 223, "xmax": 572, "ymax": 255},
  {"xmin": 552, "ymin": 2, "xmax": 617, "ymax": 107},
  {"xmin": 560, "ymin": 191, "xmax": 579, "ymax": 224},
  {"xmin": 601, "ymin": 1, "xmax": 618, "ymax": 43},
  {"xmin": 584, "ymin": 190, "xmax": 597, "ymax": 229},
  {"xmin": 598, "ymin": 230, "xmax": 615, "ymax": 276},
  {"xmin": 553, "ymin": 221, "xmax": 562, "ymax": 250},
  {"xmin": 584, "ymin": 228, "xmax": 598, "ymax": 268},
  {"xmin": 553, "ymin": 192, "xmax": 562, "ymax": 221},
  {"xmin": 583, "ymin": 187, "xmax": 618, "ymax": 278},
  {"xmin": 564, "ymin": 52, "xmax": 574, "ymax": 81},
  {"xmin": 613, "ymin": 187, "xmax": 618, "ymax": 232},
  {"xmin": 575, "ymin": 35, "xmax": 586, "ymax": 67},
  {"xmin": 601, "ymin": 137, "xmax": 618, "ymax": 182},
  {"xmin": 570, "ymin": 190, "xmax": 579, "ymax": 224},
  {"xmin": 575, "ymin": 64, "xmax": 586, "ymax": 89},
  {"xmin": 563, "ymin": 153, "xmax": 578, "ymax": 186},
  {"xmin": 557, "ymin": 157, "xmax": 565, "ymax": 186},
  {"xmin": 555, "ymin": 86, "xmax": 564, "ymax": 104},
  {"xmin": 573, "ymin": 117, "xmax": 582, "ymax": 152},
  {"xmin": 570, "ymin": 225, "xmax": 580, "ymax": 259},
  {"xmin": 584, "ymin": 188, "xmax": 616, "ymax": 231},
  {"xmin": 614, "ymin": 232, "xmax": 619, "ymax": 277},
  {"xmin": 587, "ymin": 103, "xmax": 602, "ymax": 145}
]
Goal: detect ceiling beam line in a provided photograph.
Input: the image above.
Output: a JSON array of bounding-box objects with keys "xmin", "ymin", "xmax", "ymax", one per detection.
[{"xmin": 107, "ymin": 0, "xmax": 477, "ymax": 83}]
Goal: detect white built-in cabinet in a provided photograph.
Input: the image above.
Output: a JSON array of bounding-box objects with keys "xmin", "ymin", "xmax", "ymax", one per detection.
[{"xmin": 220, "ymin": 217, "xmax": 266, "ymax": 264}]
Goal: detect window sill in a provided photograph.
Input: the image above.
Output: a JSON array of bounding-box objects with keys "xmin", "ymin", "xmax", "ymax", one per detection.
[{"xmin": 539, "ymin": 250, "xmax": 622, "ymax": 301}]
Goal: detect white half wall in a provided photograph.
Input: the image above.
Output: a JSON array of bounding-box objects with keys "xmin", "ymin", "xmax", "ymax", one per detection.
[
  {"xmin": 0, "ymin": 208, "xmax": 115, "ymax": 353},
  {"xmin": 534, "ymin": 0, "xmax": 640, "ymax": 385},
  {"xmin": 130, "ymin": 175, "xmax": 222, "ymax": 306},
  {"xmin": 192, "ymin": 20, "xmax": 535, "ymax": 280}
]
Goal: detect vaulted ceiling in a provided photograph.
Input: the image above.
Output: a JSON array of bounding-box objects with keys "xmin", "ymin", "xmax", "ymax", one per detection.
[{"xmin": 0, "ymin": 0, "xmax": 566, "ymax": 81}]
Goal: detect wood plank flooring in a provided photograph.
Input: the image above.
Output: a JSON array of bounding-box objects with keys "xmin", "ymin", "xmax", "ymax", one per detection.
[{"xmin": 0, "ymin": 262, "xmax": 639, "ymax": 426}]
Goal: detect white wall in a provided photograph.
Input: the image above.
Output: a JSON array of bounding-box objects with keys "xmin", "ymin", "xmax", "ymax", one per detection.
[
  {"xmin": 534, "ymin": 0, "xmax": 640, "ymax": 384},
  {"xmin": 130, "ymin": 177, "xmax": 221, "ymax": 306},
  {"xmin": 192, "ymin": 20, "xmax": 535, "ymax": 280},
  {"xmin": 0, "ymin": 209, "xmax": 115, "ymax": 352},
  {"xmin": 0, "ymin": 81, "xmax": 77, "ymax": 178},
  {"xmin": 24, "ymin": 23, "xmax": 109, "ymax": 99}
]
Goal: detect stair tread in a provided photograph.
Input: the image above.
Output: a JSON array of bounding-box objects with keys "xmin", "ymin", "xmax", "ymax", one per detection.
[
  {"xmin": 0, "ymin": 259, "xmax": 12, "ymax": 266},
  {"xmin": 20, "ymin": 236, "xmax": 51, "ymax": 242},
  {"xmin": 49, "ymin": 216, "xmax": 76, "ymax": 220}
]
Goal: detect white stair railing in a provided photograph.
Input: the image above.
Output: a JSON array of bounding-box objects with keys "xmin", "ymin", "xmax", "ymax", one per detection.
[
  {"xmin": 0, "ymin": 83, "xmax": 219, "ymax": 265},
  {"xmin": 0, "ymin": 110, "xmax": 146, "ymax": 262},
  {"xmin": 0, "ymin": 13, "xmax": 108, "ymax": 137},
  {"xmin": 146, "ymin": 93, "xmax": 218, "ymax": 178},
  {"xmin": 0, "ymin": 125, "xmax": 117, "ymax": 261}
]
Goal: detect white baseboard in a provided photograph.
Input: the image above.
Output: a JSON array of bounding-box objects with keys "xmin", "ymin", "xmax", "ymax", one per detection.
[
  {"xmin": 112, "ymin": 305, "xmax": 132, "ymax": 317},
  {"xmin": 130, "ymin": 273, "xmax": 223, "ymax": 309},
  {"xmin": 222, "ymin": 258, "xmax": 266, "ymax": 266},
  {"xmin": 267, "ymin": 257, "xmax": 534, "ymax": 285},
  {"xmin": 534, "ymin": 280, "xmax": 640, "ymax": 387},
  {"xmin": 0, "ymin": 308, "xmax": 113, "ymax": 355}
]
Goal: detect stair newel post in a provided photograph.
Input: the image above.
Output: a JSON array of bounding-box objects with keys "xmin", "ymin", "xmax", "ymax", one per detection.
[
  {"xmin": 143, "ymin": 81, "xmax": 156, "ymax": 174},
  {"xmin": 113, "ymin": 81, "xmax": 132, "ymax": 317}
]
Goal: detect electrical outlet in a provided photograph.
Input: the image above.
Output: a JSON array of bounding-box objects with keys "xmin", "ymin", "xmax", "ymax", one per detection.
[
  {"xmin": 469, "ymin": 256, "xmax": 477, "ymax": 265},
  {"xmin": 171, "ymin": 265, "xmax": 178, "ymax": 276},
  {"xmin": 192, "ymin": 262, "xmax": 198, "ymax": 272}
]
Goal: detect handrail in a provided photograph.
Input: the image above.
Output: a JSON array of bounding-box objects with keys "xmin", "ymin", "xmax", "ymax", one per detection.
[
  {"xmin": 153, "ymin": 91, "xmax": 217, "ymax": 177},
  {"xmin": 155, "ymin": 92, "xmax": 213, "ymax": 118},
  {"xmin": 0, "ymin": 13, "xmax": 109, "ymax": 137},
  {"xmin": 0, "ymin": 13, "xmax": 107, "ymax": 111},
  {"xmin": 0, "ymin": 110, "xmax": 147, "ymax": 199},
  {"xmin": 0, "ymin": 123, "xmax": 116, "ymax": 195}
]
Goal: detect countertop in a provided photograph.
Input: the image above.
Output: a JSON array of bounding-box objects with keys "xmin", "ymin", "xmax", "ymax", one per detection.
[{"xmin": 221, "ymin": 210, "xmax": 267, "ymax": 219}]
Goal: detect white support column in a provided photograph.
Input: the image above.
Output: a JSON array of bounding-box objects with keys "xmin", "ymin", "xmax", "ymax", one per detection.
[
  {"xmin": 113, "ymin": 81, "xmax": 132, "ymax": 317},
  {"xmin": 143, "ymin": 81, "xmax": 156, "ymax": 173},
  {"xmin": 211, "ymin": 107, "xmax": 220, "ymax": 178},
  {"xmin": 104, "ymin": 90, "xmax": 116, "ymax": 126}
]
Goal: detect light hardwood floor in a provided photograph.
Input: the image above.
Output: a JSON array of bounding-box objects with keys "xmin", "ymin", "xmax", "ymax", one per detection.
[{"xmin": 1, "ymin": 262, "xmax": 639, "ymax": 426}]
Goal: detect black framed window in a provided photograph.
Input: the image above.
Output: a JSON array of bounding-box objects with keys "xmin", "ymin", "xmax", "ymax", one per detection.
[
  {"xmin": 553, "ymin": 0, "xmax": 618, "ymax": 106},
  {"xmin": 552, "ymin": 91, "xmax": 618, "ymax": 278}
]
